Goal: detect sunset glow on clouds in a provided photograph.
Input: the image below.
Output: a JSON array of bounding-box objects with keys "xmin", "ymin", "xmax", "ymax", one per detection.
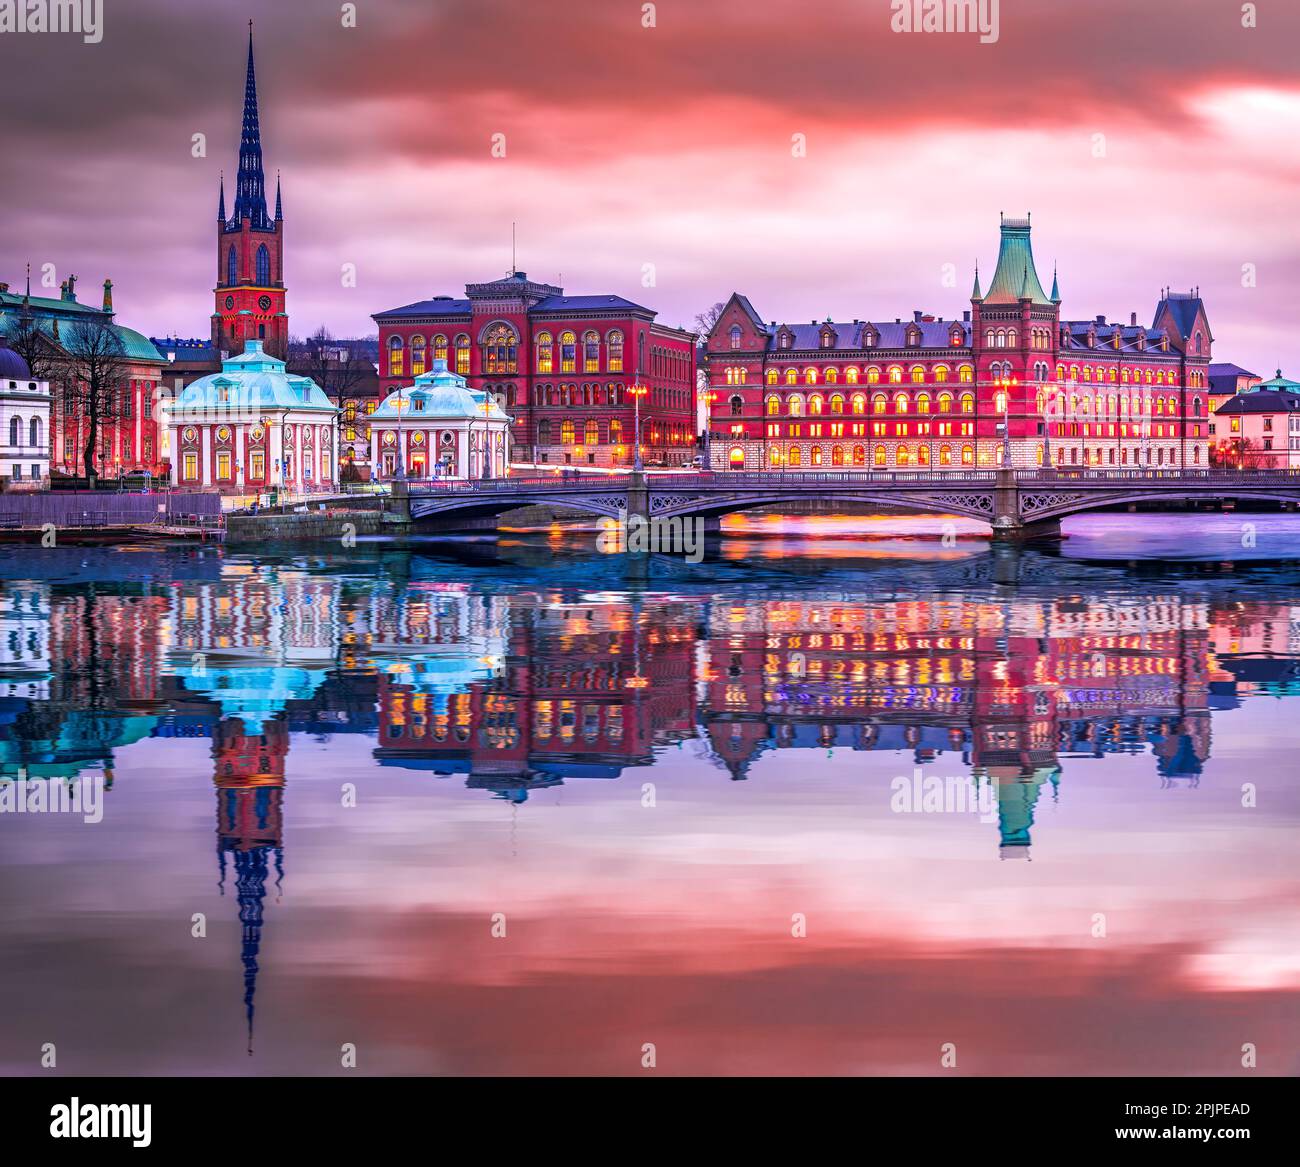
[{"xmin": 4, "ymin": 0, "xmax": 1299, "ymax": 374}]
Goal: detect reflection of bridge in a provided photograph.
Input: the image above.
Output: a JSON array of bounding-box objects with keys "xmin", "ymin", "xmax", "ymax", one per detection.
[{"xmin": 396, "ymin": 469, "xmax": 1300, "ymax": 539}]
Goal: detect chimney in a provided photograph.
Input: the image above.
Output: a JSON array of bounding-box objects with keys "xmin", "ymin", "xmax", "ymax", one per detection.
[
  {"xmin": 103, "ymin": 278, "xmax": 114, "ymax": 313},
  {"xmin": 1130, "ymin": 311, "xmax": 1137, "ymax": 326},
  {"xmin": 0, "ymin": 283, "xmax": 8, "ymax": 293},
  {"xmin": 963, "ymin": 310, "xmax": 971, "ymax": 322},
  {"xmin": 913, "ymin": 310, "xmax": 923, "ymax": 323},
  {"xmin": 1094, "ymin": 314, "xmax": 1105, "ymax": 325}
]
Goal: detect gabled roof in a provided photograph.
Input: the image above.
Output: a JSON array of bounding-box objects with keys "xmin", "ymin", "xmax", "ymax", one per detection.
[
  {"xmin": 1215, "ymin": 391, "xmax": 1300, "ymax": 415},
  {"xmin": 373, "ymin": 297, "xmax": 472, "ymax": 320},
  {"xmin": 1154, "ymin": 292, "xmax": 1212, "ymax": 344}
]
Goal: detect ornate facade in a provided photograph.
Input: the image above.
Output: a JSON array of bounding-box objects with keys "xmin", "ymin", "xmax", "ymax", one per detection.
[
  {"xmin": 373, "ymin": 271, "xmax": 696, "ymax": 468},
  {"xmin": 705, "ymin": 216, "xmax": 1213, "ymax": 472}
]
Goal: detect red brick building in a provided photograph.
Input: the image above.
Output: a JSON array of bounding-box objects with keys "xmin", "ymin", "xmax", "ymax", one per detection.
[
  {"xmin": 373, "ymin": 272, "xmax": 697, "ymax": 468},
  {"xmin": 704, "ymin": 216, "xmax": 1213, "ymax": 472}
]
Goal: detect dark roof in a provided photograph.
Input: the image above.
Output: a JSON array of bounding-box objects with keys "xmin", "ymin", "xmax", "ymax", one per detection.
[
  {"xmin": 1208, "ymin": 362, "xmax": 1257, "ymax": 379},
  {"xmin": 0, "ymin": 345, "xmax": 32, "ymax": 379},
  {"xmin": 1214, "ymin": 391, "xmax": 1300, "ymax": 415},
  {"xmin": 1058, "ymin": 320, "xmax": 1176, "ymax": 357},
  {"xmin": 769, "ymin": 319, "xmax": 969, "ymax": 353},
  {"xmin": 531, "ymin": 294, "xmax": 651, "ymax": 314},
  {"xmin": 374, "ymin": 297, "xmax": 472, "ymax": 320}
]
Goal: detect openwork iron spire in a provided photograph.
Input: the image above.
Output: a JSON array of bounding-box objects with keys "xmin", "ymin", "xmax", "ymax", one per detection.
[{"xmin": 231, "ymin": 22, "xmax": 270, "ymax": 228}]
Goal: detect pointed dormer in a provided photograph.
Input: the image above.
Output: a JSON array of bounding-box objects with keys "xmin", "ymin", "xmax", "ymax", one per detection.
[
  {"xmin": 775, "ymin": 324, "xmax": 794, "ymax": 351},
  {"xmin": 818, "ymin": 320, "xmax": 837, "ymax": 349},
  {"xmin": 949, "ymin": 321, "xmax": 965, "ymax": 347},
  {"xmin": 860, "ymin": 322, "xmax": 879, "ymax": 349},
  {"xmin": 905, "ymin": 321, "xmax": 921, "ymax": 347}
]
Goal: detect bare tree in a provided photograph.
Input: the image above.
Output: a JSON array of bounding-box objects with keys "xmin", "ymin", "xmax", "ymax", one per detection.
[
  {"xmin": 1211, "ymin": 436, "xmax": 1273, "ymax": 470},
  {"xmin": 62, "ymin": 317, "xmax": 128, "ymax": 487},
  {"xmin": 7, "ymin": 310, "xmax": 61, "ymax": 384},
  {"xmin": 293, "ymin": 326, "xmax": 369, "ymax": 400},
  {"xmin": 693, "ymin": 301, "xmax": 726, "ymax": 340}
]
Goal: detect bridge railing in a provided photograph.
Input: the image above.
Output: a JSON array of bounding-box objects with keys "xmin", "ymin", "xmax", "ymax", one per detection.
[{"xmin": 407, "ymin": 467, "xmax": 1300, "ymax": 495}]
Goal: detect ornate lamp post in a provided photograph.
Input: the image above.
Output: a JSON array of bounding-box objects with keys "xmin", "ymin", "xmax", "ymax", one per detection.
[
  {"xmin": 700, "ymin": 388, "xmax": 717, "ymax": 471},
  {"xmin": 630, "ymin": 381, "xmax": 648, "ymax": 472},
  {"xmin": 995, "ymin": 373, "xmax": 1017, "ymax": 468}
]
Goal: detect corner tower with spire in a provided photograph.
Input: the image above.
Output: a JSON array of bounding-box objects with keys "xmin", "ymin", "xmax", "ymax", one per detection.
[{"xmin": 212, "ymin": 23, "xmax": 288, "ymax": 361}]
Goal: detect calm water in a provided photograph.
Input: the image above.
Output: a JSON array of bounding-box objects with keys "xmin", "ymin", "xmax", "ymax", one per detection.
[{"xmin": 1, "ymin": 514, "xmax": 1298, "ymax": 1076}]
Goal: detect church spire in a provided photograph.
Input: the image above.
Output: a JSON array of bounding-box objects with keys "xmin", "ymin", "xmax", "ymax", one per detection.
[
  {"xmin": 232, "ymin": 21, "xmax": 270, "ymax": 228},
  {"xmin": 970, "ymin": 263, "xmax": 982, "ymax": 301},
  {"xmin": 218, "ymin": 171, "xmax": 226, "ymax": 222},
  {"xmin": 1050, "ymin": 264, "xmax": 1061, "ymax": 303},
  {"xmin": 275, "ymin": 172, "xmax": 282, "ymax": 220}
]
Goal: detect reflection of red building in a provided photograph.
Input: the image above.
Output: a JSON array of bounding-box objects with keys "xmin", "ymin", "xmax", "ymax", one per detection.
[
  {"xmin": 213, "ymin": 716, "xmax": 287, "ymax": 1055},
  {"xmin": 375, "ymin": 600, "xmax": 699, "ymax": 793}
]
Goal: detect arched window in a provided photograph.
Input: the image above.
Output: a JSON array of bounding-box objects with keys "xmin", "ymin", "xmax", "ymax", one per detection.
[
  {"xmin": 729, "ymin": 325, "xmax": 742, "ymax": 350},
  {"xmin": 960, "ymin": 393, "xmax": 974, "ymax": 414},
  {"xmin": 560, "ymin": 331, "xmax": 577, "ymax": 373},
  {"xmin": 825, "ymin": 368, "xmax": 838, "ymax": 385},
  {"xmin": 896, "ymin": 445, "xmax": 910, "ymax": 466},
  {"xmin": 584, "ymin": 419, "xmax": 599, "ymax": 446},
  {"xmin": 536, "ymin": 332, "xmax": 554, "ymax": 373},
  {"xmin": 29, "ymin": 417, "xmax": 40, "ymax": 448},
  {"xmin": 894, "ymin": 392, "xmax": 909, "ymax": 413},
  {"xmin": 874, "ymin": 446, "xmax": 886, "ymax": 466},
  {"xmin": 853, "ymin": 445, "xmax": 865, "ymax": 465},
  {"xmin": 917, "ymin": 394, "xmax": 931, "ymax": 414},
  {"xmin": 256, "ymin": 244, "xmax": 270, "ymax": 286},
  {"xmin": 730, "ymin": 395, "xmax": 743, "ymax": 416},
  {"xmin": 785, "ymin": 369, "xmax": 798, "ymax": 386},
  {"xmin": 410, "ymin": 335, "xmax": 427, "ymax": 376},
  {"xmin": 809, "ymin": 394, "xmax": 824, "ymax": 416},
  {"xmin": 888, "ymin": 366, "xmax": 903, "ymax": 384},
  {"xmin": 226, "ymin": 245, "xmax": 237, "ymax": 287},
  {"xmin": 805, "ymin": 368, "xmax": 818, "ymax": 385},
  {"xmin": 910, "ymin": 366, "xmax": 925, "ymax": 383},
  {"xmin": 766, "ymin": 369, "xmax": 778, "ymax": 385},
  {"xmin": 432, "ymin": 335, "xmax": 448, "ymax": 366},
  {"xmin": 788, "ymin": 446, "xmax": 802, "ymax": 467},
  {"xmin": 938, "ymin": 392, "xmax": 953, "ymax": 414},
  {"xmin": 482, "ymin": 323, "xmax": 518, "ymax": 374},
  {"xmin": 939, "ymin": 444, "xmax": 952, "ymax": 466},
  {"xmin": 387, "ymin": 335, "xmax": 404, "ymax": 377},
  {"xmin": 958, "ymin": 365, "xmax": 974, "ymax": 383},
  {"xmin": 608, "ymin": 330, "xmax": 624, "ymax": 372},
  {"xmin": 934, "ymin": 366, "xmax": 949, "ymax": 382},
  {"xmin": 610, "ymin": 418, "xmax": 623, "ymax": 443},
  {"xmin": 788, "ymin": 394, "xmax": 805, "ymax": 417},
  {"xmin": 9, "ymin": 416, "xmax": 20, "ymax": 447},
  {"xmin": 455, "ymin": 335, "xmax": 471, "ymax": 376},
  {"xmin": 810, "ymin": 445, "xmax": 822, "ymax": 466},
  {"xmin": 872, "ymin": 393, "xmax": 887, "ymax": 415},
  {"xmin": 829, "ymin": 394, "xmax": 844, "ymax": 415},
  {"xmin": 917, "ymin": 445, "xmax": 930, "ymax": 466},
  {"xmin": 961, "ymin": 443, "xmax": 974, "ymax": 465},
  {"xmin": 769, "ymin": 446, "xmax": 782, "ymax": 466},
  {"xmin": 846, "ymin": 367, "xmax": 860, "ymax": 385},
  {"xmin": 832, "ymin": 445, "xmax": 844, "ymax": 466},
  {"xmin": 766, "ymin": 396, "xmax": 780, "ymax": 416},
  {"xmin": 560, "ymin": 419, "xmax": 576, "ymax": 444},
  {"xmin": 583, "ymin": 330, "xmax": 600, "ymax": 372},
  {"xmin": 851, "ymin": 393, "xmax": 866, "ymax": 415}
]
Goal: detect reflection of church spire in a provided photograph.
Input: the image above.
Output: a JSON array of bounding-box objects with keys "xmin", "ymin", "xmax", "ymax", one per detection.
[
  {"xmin": 991, "ymin": 765, "xmax": 1060, "ymax": 859},
  {"xmin": 213, "ymin": 715, "xmax": 287, "ymax": 1056}
]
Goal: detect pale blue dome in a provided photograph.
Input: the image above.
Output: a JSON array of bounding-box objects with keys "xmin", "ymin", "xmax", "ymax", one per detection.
[
  {"xmin": 372, "ymin": 359, "xmax": 510, "ymax": 422},
  {"xmin": 175, "ymin": 340, "xmax": 336, "ymax": 413}
]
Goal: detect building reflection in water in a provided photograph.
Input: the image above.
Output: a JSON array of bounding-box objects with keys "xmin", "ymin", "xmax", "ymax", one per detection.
[{"xmin": 2, "ymin": 559, "xmax": 1298, "ymax": 1045}]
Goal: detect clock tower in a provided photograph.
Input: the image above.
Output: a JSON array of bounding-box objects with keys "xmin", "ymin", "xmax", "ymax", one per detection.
[{"xmin": 212, "ymin": 25, "xmax": 288, "ymax": 361}]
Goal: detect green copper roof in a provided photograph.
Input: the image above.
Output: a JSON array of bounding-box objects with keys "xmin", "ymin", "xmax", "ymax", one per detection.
[
  {"xmin": 0, "ymin": 295, "xmax": 165, "ymax": 365},
  {"xmin": 1253, "ymin": 369, "xmax": 1300, "ymax": 393},
  {"xmin": 970, "ymin": 266, "xmax": 982, "ymax": 300},
  {"xmin": 981, "ymin": 217, "xmax": 1052, "ymax": 306}
]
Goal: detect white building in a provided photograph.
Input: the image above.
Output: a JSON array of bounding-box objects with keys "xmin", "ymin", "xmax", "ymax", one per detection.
[
  {"xmin": 0, "ymin": 341, "xmax": 51, "ymax": 488},
  {"xmin": 167, "ymin": 339, "xmax": 338, "ymax": 492},
  {"xmin": 368, "ymin": 359, "xmax": 511, "ymax": 481}
]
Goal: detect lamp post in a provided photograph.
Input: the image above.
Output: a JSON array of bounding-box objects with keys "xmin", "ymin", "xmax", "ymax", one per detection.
[
  {"xmin": 995, "ymin": 373, "xmax": 1017, "ymax": 469},
  {"xmin": 630, "ymin": 381, "xmax": 648, "ymax": 472},
  {"xmin": 700, "ymin": 388, "xmax": 717, "ymax": 471}
]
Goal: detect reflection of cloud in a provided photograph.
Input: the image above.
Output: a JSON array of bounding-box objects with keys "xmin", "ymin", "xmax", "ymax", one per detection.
[{"xmin": 1, "ymin": 1, "xmax": 1298, "ymax": 374}]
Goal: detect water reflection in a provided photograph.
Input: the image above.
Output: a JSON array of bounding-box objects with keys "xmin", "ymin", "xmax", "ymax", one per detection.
[{"xmin": 1, "ymin": 534, "xmax": 1298, "ymax": 1074}]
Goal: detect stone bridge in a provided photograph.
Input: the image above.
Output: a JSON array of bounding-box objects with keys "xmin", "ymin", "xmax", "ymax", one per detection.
[{"xmin": 395, "ymin": 469, "xmax": 1300, "ymax": 540}]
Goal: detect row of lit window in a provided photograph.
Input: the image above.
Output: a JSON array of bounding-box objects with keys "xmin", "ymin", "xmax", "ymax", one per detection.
[{"xmin": 766, "ymin": 422, "xmax": 976, "ymax": 439}]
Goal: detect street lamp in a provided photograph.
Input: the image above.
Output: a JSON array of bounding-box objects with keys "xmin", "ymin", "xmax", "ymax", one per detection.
[
  {"xmin": 700, "ymin": 389, "xmax": 717, "ymax": 471},
  {"xmin": 995, "ymin": 373, "xmax": 1017, "ymax": 468},
  {"xmin": 630, "ymin": 381, "xmax": 648, "ymax": 472}
]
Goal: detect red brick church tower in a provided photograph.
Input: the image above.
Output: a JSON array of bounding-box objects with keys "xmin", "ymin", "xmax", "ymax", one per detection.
[{"xmin": 212, "ymin": 25, "xmax": 288, "ymax": 360}]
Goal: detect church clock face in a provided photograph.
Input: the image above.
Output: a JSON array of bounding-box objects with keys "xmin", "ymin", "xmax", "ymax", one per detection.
[
  {"xmin": 225, "ymin": 295, "xmax": 234, "ymax": 309},
  {"xmin": 258, "ymin": 295, "xmax": 272, "ymax": 311}
]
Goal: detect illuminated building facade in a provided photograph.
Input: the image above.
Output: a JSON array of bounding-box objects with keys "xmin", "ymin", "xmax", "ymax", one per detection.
[
  {"xmin": 373, "ymin": 272, "xmax": 697, "ymax": 467},
  {"xmin": 705, "ymin": 216, "xmax": 1214, "ymax": 472}
]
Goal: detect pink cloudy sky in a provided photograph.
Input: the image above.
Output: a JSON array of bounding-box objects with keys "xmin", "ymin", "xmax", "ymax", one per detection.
[{"xmin": 4, "ymin": 0, "xmax": 1299, "ymax": 374}]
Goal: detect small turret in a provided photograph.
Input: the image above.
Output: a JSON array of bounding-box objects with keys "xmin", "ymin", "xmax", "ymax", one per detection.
[{"xmin": 102, "ymin": 278, "xmax": 113, "ymax": 313}]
